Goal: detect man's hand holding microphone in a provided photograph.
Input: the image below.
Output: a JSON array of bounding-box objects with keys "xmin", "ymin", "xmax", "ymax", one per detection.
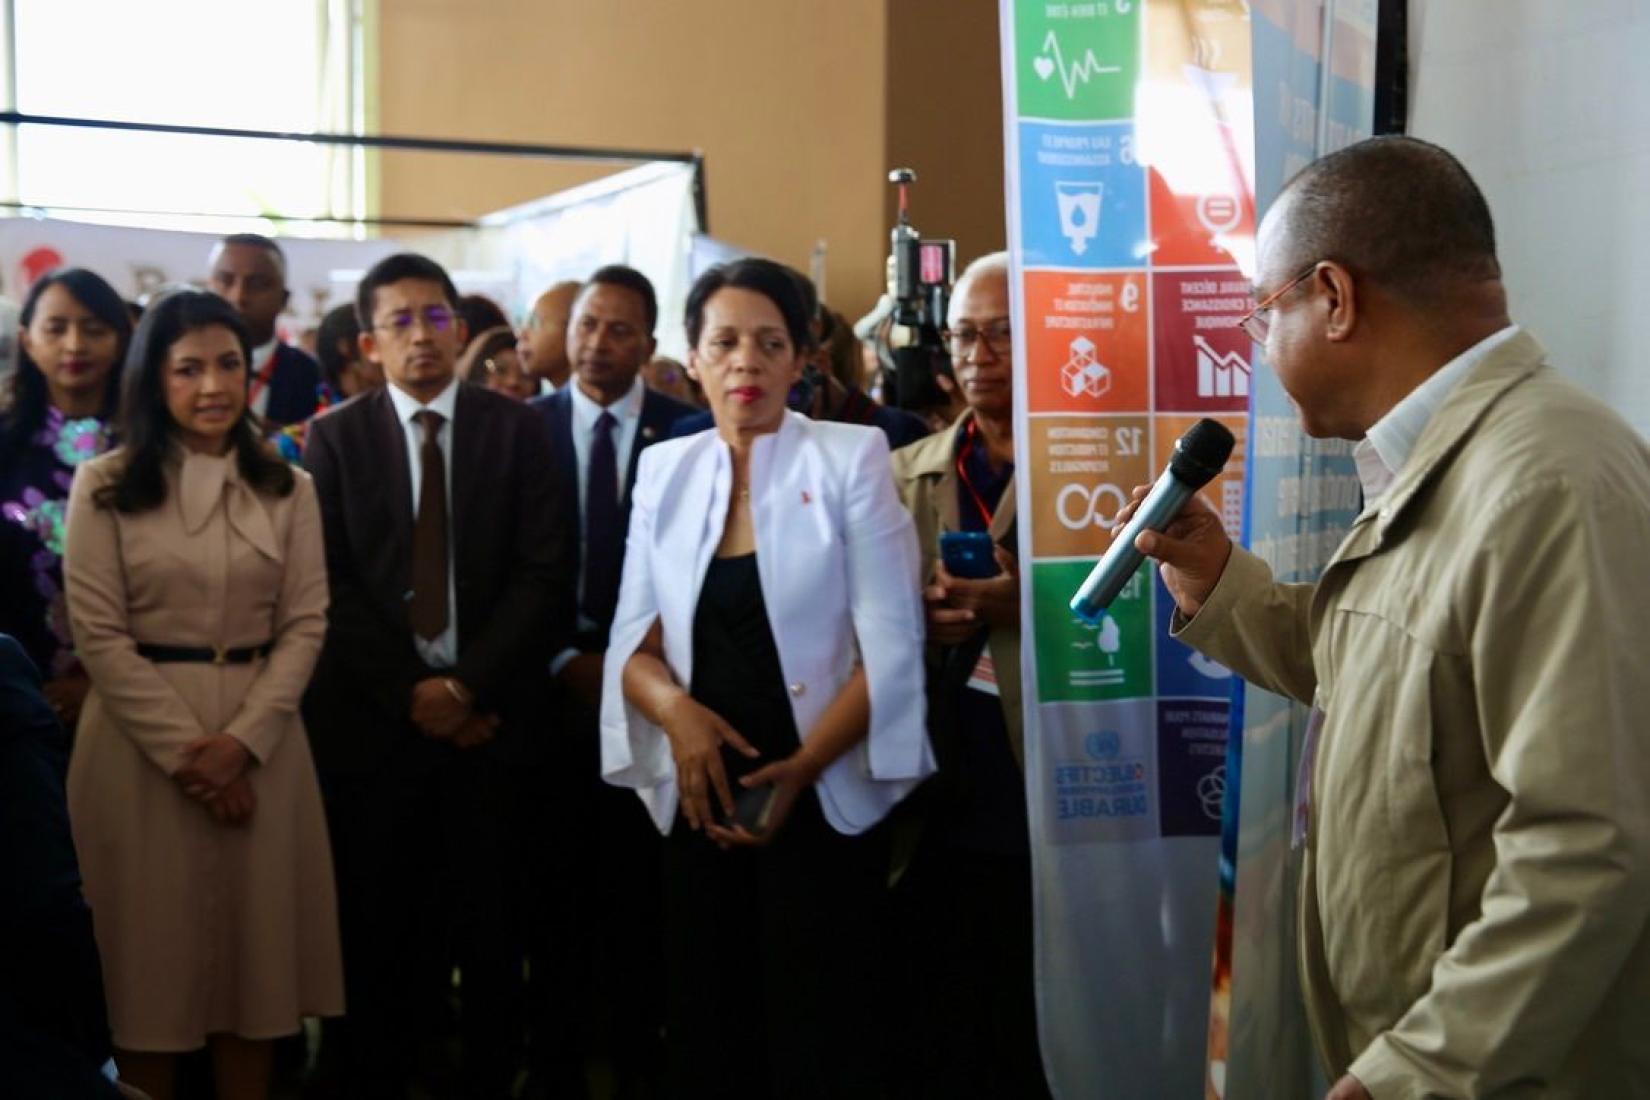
[
  {"xmin": 1112, "ymin": 484, "xmax": 1233, "ymax": 619},
  {"xmin": 1070, "ymin": 418, "xmax": 1236, "ymax": 624}
]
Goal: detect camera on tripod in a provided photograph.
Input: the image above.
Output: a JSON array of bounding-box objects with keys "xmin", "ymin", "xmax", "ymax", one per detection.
[{"xmin": 857, "ymin": 168, "xmax": 955, "ymax": 415}]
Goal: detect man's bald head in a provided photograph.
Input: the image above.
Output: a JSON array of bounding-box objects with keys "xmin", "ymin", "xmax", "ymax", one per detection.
[
  {"xmin": 948, "ymin": 251, "xmax": 1011, "ymax": 328},
  {"xmin": 518, "ymin": 280, "xmax": 581, "ymax": 387},
  {"xmin": 1268, "ymin": 135, "xmax": 1500, "ymax": 304}
]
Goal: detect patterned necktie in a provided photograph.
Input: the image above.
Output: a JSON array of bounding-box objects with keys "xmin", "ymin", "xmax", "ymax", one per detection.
[
  {"xmin": 411, "ymin": 409, "xmax": 449, "ymax": 640},
  {"xmin": 583, "ymin": 410, "xmax": 622, "ymax": 626}
]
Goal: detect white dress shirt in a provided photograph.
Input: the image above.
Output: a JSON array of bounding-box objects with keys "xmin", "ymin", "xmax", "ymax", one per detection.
[
  {"xmin": 248, "ymin": 337, "xmax": 278, "ymax": 419},
  {"xmin": 1353, "ymin": 324, "xmax": 1521, "ymax": 504},
  {"xmin": 386, "ymin": 379, "xmax": 459, "ymax": 668}
]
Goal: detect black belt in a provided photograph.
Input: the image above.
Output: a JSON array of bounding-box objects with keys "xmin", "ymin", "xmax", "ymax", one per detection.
[{"xmin": 136, "ymin": 642, "xmax": 273, "ymax": 665}]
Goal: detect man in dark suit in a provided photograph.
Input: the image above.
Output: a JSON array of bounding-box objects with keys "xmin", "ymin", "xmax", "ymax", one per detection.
[
  {"xmin": 0, "ymin": 634, "xmax": 141, "ymax": 1099},
  {"xmin": 208, "ymin": 233, "xmax": 324, "ymax": 426},
  {"xmin": 527, "ymin": 265, "xmax": 694, "ymax": 1098},
  {"xmin": 304, "ymin": 253, "xmax": 569, "ymax": 1100}
]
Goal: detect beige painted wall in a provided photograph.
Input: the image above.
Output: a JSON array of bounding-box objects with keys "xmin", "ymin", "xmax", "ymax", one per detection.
[
  {"xmin": 884, "ymin": 0, "xmax": 1008, "ymax": 278},
  {"xmin": 375, "ymin": 0, "xmax": 1006, "ymax": 317}
]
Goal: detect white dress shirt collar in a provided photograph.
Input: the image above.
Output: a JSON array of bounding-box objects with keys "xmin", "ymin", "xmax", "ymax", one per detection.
[
  {"xmin": 386, "ymin": 376, "xmax": 460, "ymax": 425},
  {"xmin": 251, "ymin": 336, "xmax": 279, "ymax": 370},
  {"xmin": 1353, "ymin": 324, "xmax": 1521, "ymax": 503},
  {"xmin": 569, "ymin": 373, "xmax": 645, "ymax": 430},
  {"xmin": 249, "ymin": 337, "xmax": 279, "ymax": 417}
]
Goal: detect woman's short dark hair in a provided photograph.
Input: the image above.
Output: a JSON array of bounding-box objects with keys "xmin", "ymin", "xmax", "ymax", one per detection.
[
  {"xmin": 684, "ymin": 259, "xmax": 812, "ymax": 355},
  {"xmin": 315, "ymin": 303, "xmax": 361, "ymax": 394},
  {"xmin": 0, "ymin": 268, "xmax": 134, "ymax": 454},
  {"xmin": 460, "ymin": 294, "xmax": 511, "ymax": 338},
  {"xmin": 459, "ymin": 325, "xmax": 519, "ymax": 383},
  {"xmin": 355, "ymin": 253, "xmax": 461, "ymax": 330},
  {"xmin": 94, "ymin": 290, "xmax": 293, "ymax": 513}
]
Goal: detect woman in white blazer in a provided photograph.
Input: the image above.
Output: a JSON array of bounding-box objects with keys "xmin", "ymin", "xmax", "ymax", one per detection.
[{"xmin": 601, "ymin": 258, "xmax": 933, "ymax": 1097}]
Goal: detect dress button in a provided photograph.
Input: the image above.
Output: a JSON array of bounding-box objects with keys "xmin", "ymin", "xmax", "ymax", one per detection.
[{"xmin": 789, "ymin": 682, "xmax": 805, "ymax": 697}]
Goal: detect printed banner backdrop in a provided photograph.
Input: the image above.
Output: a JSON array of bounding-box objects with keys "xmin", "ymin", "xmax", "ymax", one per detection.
[
  {"xmin": 1000, "ymin": 1, "xmax": 1256, "ymax": 1093},
  {"xmin": 1214, "ymin": 3, "xmax": 1377, "ymax": 1098}
]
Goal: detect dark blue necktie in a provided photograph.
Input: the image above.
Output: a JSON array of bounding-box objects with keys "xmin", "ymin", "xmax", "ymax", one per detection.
[{"xmin": 584, "ymin": 410, "xmax": 622, "ymax": 626}]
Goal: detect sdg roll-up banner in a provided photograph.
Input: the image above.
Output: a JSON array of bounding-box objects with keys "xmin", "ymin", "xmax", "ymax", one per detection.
[
  {"xmin": 1210, "ymin": 3, "xmax": 1377, "ymax": 1098},
  {"xmin": 999, "ymin": 1, "xmax": 1377, "ymax": 1094},
  {"xmin": 998, "ymin": 1, "xmax": 1256, "ymax": 1094}
]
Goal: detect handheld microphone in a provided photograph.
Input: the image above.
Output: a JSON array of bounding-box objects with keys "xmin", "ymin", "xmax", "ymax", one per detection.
[{"xmin": 1069, "ymin": 418, "xmax": 1235, "ymax": 624}]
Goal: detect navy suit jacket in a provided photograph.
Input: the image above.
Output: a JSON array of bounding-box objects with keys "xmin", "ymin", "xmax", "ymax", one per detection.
[
  {"xmin": 530, "ymin": 383, "xmax": 697, "ymax": 653},
  {"xmin": 264, "ymin": 343, "xmax": 325, "ymax": 427},
  {"xmin": 667, "ymin": 386, "xmax": 931, "ymax": 450},
  {"xmin": 0, "ymin": 635, "xmax": 120, "ymax": 1098}
]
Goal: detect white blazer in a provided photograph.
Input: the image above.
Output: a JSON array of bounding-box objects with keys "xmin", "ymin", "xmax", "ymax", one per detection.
[{"xmin": 600, "ymin": 411, "xmax": 935, "ymax": 835}]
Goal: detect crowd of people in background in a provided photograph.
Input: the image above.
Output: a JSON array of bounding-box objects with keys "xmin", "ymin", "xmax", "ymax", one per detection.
[
  {"xmin": 11, "ymin": 133, "xmax": 1650, "ymax": 1100},
  {"xmin": 1, "ymin": 230, "xmax": 1042, "ymax": 1100}
]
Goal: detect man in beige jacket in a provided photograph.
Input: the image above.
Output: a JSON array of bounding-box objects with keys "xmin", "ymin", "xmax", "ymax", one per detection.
[
  {"xmin": 890, "ymin": 253, "xmax": 1050, "ymax": 1097},
  {"xmin": 1122, "ymin": 136, "xmax": 1650, "ymax": 1099}
]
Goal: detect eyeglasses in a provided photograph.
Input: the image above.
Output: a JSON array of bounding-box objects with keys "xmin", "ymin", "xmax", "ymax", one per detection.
[
  {"xmin": 1235, "ymin": 264, "xmax": 1318, "ymax": 342},
  {"xmin": 373, "ymin": 306, "xmax": 457, "ymax": 337},
  {"xmin": 943, "ymin": 319, "xmax": 1012, "ymax": 360}
]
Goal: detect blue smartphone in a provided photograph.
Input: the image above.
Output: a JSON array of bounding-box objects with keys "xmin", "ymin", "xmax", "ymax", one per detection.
[{"xmin": 939, "ymin": 530, "xmax": 1000, "ymax": 579}]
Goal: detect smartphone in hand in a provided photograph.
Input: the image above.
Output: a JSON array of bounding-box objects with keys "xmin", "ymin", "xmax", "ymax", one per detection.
[
  {"xmin": 939, "ymin": 530, "xmax": 1000, "ymax": 579},
  {"xmin": 720, "ymin": 783, "xmax": 779, "ymax": 835}
]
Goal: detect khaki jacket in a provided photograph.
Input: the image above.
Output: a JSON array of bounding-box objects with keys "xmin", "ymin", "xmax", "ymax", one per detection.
[
  {"xmin": 1178, "ymin": 331, "xmax": 1650, "ymax": 1098},
  {"xmin": 891, "ymin": 411, "xmax": 1023, "ymax": 767}
]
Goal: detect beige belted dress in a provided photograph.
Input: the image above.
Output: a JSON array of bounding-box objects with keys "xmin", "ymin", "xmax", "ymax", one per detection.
[{"xmin": 62, "ymin": 446, "xmax": 343, "ymax": 1051}]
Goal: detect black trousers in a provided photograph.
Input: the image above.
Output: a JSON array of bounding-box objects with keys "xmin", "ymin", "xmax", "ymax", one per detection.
[
  {"xmin": 663, "ymin": 792, "xmax": 891, "ymax": 1100},
  {"xmin": 891, "ymin": 838, "xmax": 1050, "ymax": 1100},
  {"xmin": 525, "ymin": 694, "xmax": 666, "ymax": 1097},
  {"xmin": 323, "ymin": 734, "xmax": 527, "ymax": 1100}
]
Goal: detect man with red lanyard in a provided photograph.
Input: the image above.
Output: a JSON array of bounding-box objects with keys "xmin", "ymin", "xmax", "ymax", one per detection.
[
  {"xmin": 890, "ymin": 252, "xmax": 1050, "ymax": 1098},
  {"xmin": 207, "ymin": 233, "xmax": 324, "ymax": 428}
]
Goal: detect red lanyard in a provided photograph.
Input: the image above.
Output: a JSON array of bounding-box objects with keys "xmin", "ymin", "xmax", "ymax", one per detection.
[
  {"xmin": 955, "ymin": 418, "xmax": 996, "ymax": 528},
  {"xmin": 247, "ymin": 345, "xmax": 280, "ymax": 406}
]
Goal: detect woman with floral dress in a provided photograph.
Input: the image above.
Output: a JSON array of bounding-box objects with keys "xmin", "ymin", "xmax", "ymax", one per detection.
[{"xmin": 0, "ymin": 268, "xmax": 133, "ymax": 727}]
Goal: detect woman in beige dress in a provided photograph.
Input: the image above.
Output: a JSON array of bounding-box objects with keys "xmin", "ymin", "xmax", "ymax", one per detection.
[{"xmin": 63, "ymin": 289, "xmax": 343, "ymax": 1100}]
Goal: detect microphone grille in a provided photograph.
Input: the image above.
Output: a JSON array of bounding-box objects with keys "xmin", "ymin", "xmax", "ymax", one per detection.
[{"xmin": 1170, "ymin": 418, "xmax": 1236, "ymax": 488}]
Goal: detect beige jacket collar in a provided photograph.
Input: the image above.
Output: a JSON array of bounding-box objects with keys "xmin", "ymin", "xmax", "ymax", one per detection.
[
  {"xmin": 173, "ymin": 444, "xmax": 282, "ymax": 562},
  {"xmin": 1338, "ymin": 328, "xmax": 1548, "ymax": 565},
  {"xmin": 903, "ymin": 409, "xmax": 1019, "ymax": 543}
]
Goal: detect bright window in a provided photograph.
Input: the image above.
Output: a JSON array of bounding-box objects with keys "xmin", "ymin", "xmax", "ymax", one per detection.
[{"xmin": 3, "ymin": 0, "xmax": 366, "ymax": 236}]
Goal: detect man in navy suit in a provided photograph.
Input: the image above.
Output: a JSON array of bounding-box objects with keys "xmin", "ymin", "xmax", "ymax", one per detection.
[
  {"xmin": 207, "ymin": 233, "xmax": 324, "ymax": 427},
  {"xmin": 527, "ymin": 265, "xmax": 694, "ymax": 1097}
]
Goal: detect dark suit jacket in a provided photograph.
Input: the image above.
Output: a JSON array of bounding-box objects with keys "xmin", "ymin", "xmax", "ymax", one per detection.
[
  {"xmin": 668, "ymin": 386, "xmax": 931, "ymax": 450},
  {"xmin": 264, "ymin": 343, "xmax": 325, "ymax": 427},
  {"xmin": 0, "ymin": 635, "xmax": 120, "ymax": 1099},
  {"xmin": 303, "ymin": 383, "xmax": 572, "ymax": 773},
  {"xmin": 529, "ymin": 384, "xmax": 696, "ymax": 652}
]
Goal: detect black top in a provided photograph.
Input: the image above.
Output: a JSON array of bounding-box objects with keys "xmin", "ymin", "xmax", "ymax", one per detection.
[{"xmin": 690, "ymin": 553, "xmax": 800, "ymax": 786}]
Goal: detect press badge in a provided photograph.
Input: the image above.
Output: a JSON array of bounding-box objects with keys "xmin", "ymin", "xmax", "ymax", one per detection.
[{"xmin": 966, "ymin": 649, "xmax": 1000, "ymax": 697}]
